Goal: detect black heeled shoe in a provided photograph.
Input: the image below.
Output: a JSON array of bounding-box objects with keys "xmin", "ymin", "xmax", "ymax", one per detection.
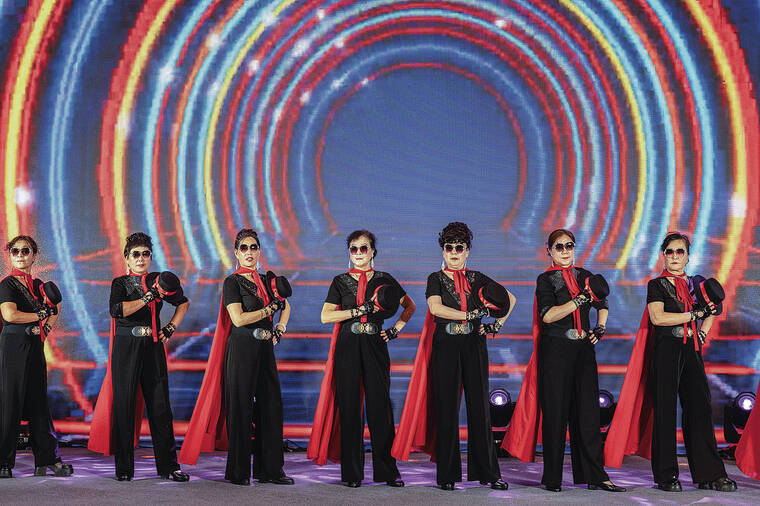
[
  {"xmin": 698, "ymin": 477, "xmax": 737, "ymax": 492},
  {"xmin": 480, "ymin": 479, "xmax": 508, "ymax": 490},
  {"xmin": 161, "ymin": 469, "xmax": 190, "ymax": 482},
  {"xmin": 229, "ymin": 477, "xmax": 250, "ymax": 486},
  {"xmin": 657, "ymin": 478, "xmax": 682, "ymax": 492},
  {"xmin": 116, "ymin": 474, "xmax": 132, "ymax": 481},
  {"xmin": 440, "ymin": 482, "xmax": 455, "ymax": 490},
  {"xmin": 0, "ymin": 465, "xmax": 12, "ymax": 478},
  {"xmin": 588, "ymin": 482, "xmax": 626, "ymax": 492},
  {"xmin": 261, "ymin": 475, "xmax": 294, "ymax": 485},
  {"xmin": 345, "ymin": 481, "xmax": 361, "ymax": 488},
  {"xmin": 543, "ymin": 484, "xmax": 561, "ymax": 492},
  {"xmin": 34, "ymin": 463, "xmax": 74, "ymax": 477},
  {"xmin": 386, "ymin": 478, "xmax": 404, "ymax": 487}
]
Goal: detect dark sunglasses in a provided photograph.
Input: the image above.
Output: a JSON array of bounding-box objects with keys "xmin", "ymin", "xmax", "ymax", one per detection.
[
  {"xmin": 10, "ymin": 247, "xmax": 31, "ymax": 257},
  {"xmin": 238, "ymin": 243, "xmax": 260, "ymax": 252},
  {"xmin": 349, "ymin": 245, "xmax": 369, "ymax": 255},
  {"xmin": 664, "ymin": 248, "xmax": 686, "ymax": 257},
  {"xmin": 130, "ymin": 250, "xmax": 152, "ymax": 259},
  {"xmin": 444, "ymin": 244, "xmax": 466, "ymax": 253},
  {"xmin": 552, "ymin": 242, "xmax": 575, "ymax": 252}
]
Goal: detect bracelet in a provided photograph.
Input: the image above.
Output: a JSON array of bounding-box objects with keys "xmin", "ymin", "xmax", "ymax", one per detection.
[
  {"xmin": 275, "ymin": 322, "xmax": 286, "ymax": 332},
  {"xmin": 493, "ymin": 320, "xmax": 503, "ymax": 332}
]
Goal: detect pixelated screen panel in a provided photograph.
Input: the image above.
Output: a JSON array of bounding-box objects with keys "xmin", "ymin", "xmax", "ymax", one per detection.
[{"xmin": 0, "ymin": 0, "xmax": 758, "ymax": 434}]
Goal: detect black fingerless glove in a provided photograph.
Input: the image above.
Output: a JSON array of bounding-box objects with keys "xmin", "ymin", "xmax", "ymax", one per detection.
[
  {"xmin": 46, "ymin": 304, "xmax": 59, "ymax": 316},
  {"xmin": 42, "ymin": 323, "xmax": 52, "ymax": 335},
  {"xmin": 697, "ymin": 329, "xmax": 707, "ymax": 346},
  {"xmin": 141, "ymin": 288, "xmax": 159, "ymax": 304},
  {"xmin": 480, "ymin": 323, "xmax": 497, "ymax": 335},
  {"xmin": 465, "ymin": 307, "xmax": 487, "ymax": 321},
  {"xmin": 689, "ymin": 305, "xmax": 714, "ymax": 321},
  {"xmin": 592, "ymin": 324, "xmax": 606, "ymax": 340},
  {"xmin": 571, "ymin": 293, "xmax": 591, "ymax": 309},
  {"xmin": 161, "ymin": 323, "xmax": 176, "ymax": 339},
  {"xmin": 273, "ymin": 327, "xmax": 284, "ymax": 344},
  {"xmin": 384, "ymin": 327, "xmax": 399, "ymax": 340},
  {"xmin": 36, "ymin": 307, "xmax": 52, "ymax": 321}
]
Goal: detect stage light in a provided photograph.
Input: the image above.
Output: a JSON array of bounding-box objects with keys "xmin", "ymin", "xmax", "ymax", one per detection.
[
  {"xmin": 599, "ymin": 389, "xmax": 616, "ymax": 428},
  {"xmin": 14, "ymin": 186, "xmax": 33, "ymax": 207},
  {"xmin": 723, "ymin": 391, "xmax": 756, "ymax": 445},
  {"xmin": 489, "ymin": 388, "xmax": 514, "ymax": 430},
  {"xmin": 490, "ymin": 388, "xmax": 511, "ymax": 407},
  {"xmin": 736, "ymin": 392, "xmax": 755, "ymax": 412}
]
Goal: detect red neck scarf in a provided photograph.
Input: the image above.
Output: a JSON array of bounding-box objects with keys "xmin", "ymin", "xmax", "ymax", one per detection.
[
  {"xmin": 129, "ymin": 270, "xmax": 159, "ymax": 342},
  {"xmin": 236, "ymin": 267, "xmax": 271, "ymax": 320},
  {"xmin": 547, "ymin": 264, "xmax": 583, "ymax": 334},
  {"xmin": 349, "ymin": 268, "xmax": 373, "ymax": 323},
  {"xmin": 444, "ymin": 267, "xmax": 470, "ymax": 323},
  {"xmin": 11, "ymin": 268, "xmax": 46, "ymax": 341},
  {"xmin": 659, "ymin": 270, "xmax": 698, "ymax": 349}
]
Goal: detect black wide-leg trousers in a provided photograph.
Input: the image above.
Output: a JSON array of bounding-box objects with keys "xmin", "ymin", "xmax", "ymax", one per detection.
[
  {"xmin": 650, "ymin": 334, "xmax": 726, "ymax": 484},
  {"xmin": 0, "ymin": 330, "xmax": 60, "ymax": 468},
  {"xmin": 538, "ymin": 334, "xmax": 609, "ymax": 488},
  {"xmin": 431, "ymin": 330, "xmax": 501, "ymax": 485},
  {"xmin": 111, "ymin": 333, "xmax": 179, "ymax": 477},
  {"xmin": 224, "ymin": 331, "xmax": 285, "ymax": 482},
  {"xmin": 333, "ymin": 329, "xmax": 400, "ymax": 483}
]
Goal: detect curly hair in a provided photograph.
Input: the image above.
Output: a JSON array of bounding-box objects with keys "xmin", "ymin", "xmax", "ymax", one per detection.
[
  {"xmin": 346, "ymin": 229, "xmax": 377, "ymax": 258},
  {"xmin": 6, "ymin": 235, "xmax": 38, "ymax": 255},
  {"xmin": 123, "ymin": 232, "xmax": 152, "ymax": 257},
  {"xmin": 438, "ymin": 222, "xmax": 473, "ymax": 248},
  {"xmin": 234, "ymin": 228, "xmax": 260, "ymax": 250}
]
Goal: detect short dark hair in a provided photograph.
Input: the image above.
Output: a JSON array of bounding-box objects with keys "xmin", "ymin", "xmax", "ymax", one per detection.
[
  {"xmin": 6, "ymin": 235, "xmax": 38, "ymax": 255},
  {"xmin": 123, "ymin": 232, "xmax": 152, "ymax": 257},
  {"xmin": 438, "ymin": 222, "xmax": 473, "ymax": 249},
  {"xmin": 547, "ymin": 229, "xmax": 575, "ymax": 249},
  {"xmin": 661, "ymin": 231, "xmax": 690, "ymax": 254},
  {"xmin": 346, "ymin": 229, "xmax": 377, "ymax": 258},
  {"xmin": 234, "ymin": 228, "xmax": 260, "ymax": 250}
]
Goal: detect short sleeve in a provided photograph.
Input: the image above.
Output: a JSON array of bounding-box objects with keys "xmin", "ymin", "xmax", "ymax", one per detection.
[
  {"xmin": 425, "ymin": 272, "xmax": 442, "ymax": 299},
  {"xmin": 109, "ymin": 278, "xmax": 127, "ymax": 318},
  {"xmin": 325, "ymin": 277, "xmax": 342, "ymax": 305},
  {"xmin": 0, "ymin": 278, "xmax": 14, "ymax": 305},
  {"xmin": 646, "ymin": 279, "xmax": 665, "ymax": 304},
  {"xmin": 223, "ymin": 276, "xmax": 242, "ymax": 307},
  {"xmin": 387, "ymin": 274, "xmax": 407, "ymax": 299},
  {"xmin": 536, "ymin": 273, "xmax": 556, "ymax": 319}
]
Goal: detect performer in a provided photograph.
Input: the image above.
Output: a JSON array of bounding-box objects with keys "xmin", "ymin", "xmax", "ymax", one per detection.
[
  {"xmin": 392, "ymin": 222, "xmax": 514, "ymax": 491},
  {"xmin": 180, "ymin": 228, "xmax": 294, "ymax": 486},
  {"xmin": 88, "ymin": 233, "xmax": 190, "ymax": 482},
  {"xmin": 308, "ymin": 230, "xmax": 414, "ymax": 488},
  {"xmin": 502, "ymin": 229, "xmax": 624, "ymax": 492},
  {"xmin": 0, "ymin": 235, "xmax": 72, "ymax": 478},
  {"xmin": 736, "ymin": 381, "xmax": 760, "ymax": 480},
  {"xmin": 605, "ymin": 232, "xmax": 737, "ymax": 492}
]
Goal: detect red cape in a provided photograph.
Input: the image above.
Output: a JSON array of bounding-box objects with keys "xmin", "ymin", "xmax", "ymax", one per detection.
[
  {"xmin": 736, "ymin": 380, "xmax": 760, "ymax": 480},
  {"xmin": 603, "ymin": 310, "xmax": 654, "ymax": 467},
  {"xmin": 500, "ymin": 297, "xmax": 543, "ymax": 461},
  {"xmin": 88, "ymin": 320, "xmax": 145, "ymax": 454},
  {"xmin": 390, "ymin": 311, "xmax": 437, "ymax": 461},
  {"xmin": 177, "ymin": 300, "xmax": 230, "ymax": 465},
  {"xmin": 306, "ymin": 322, "xmax": 345, "ymax": 465}
]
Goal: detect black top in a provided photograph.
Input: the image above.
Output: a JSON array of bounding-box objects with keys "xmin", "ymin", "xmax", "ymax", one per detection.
[
  {"xmin": 646, "ymin": 274, "xmax": 721, "ymax": 337},
  {"xmin": 325, "ymin": 271, "xmax": 406, "ymax": 329},
  {"xmin": 0, "ymin": 275, "xmax": 44, "ymax": 326},
  {"xmin": 109, "ymin": 273, "xmax": 188, "ymax": 328},
  {"xmin": 223, "ymin": 273, "xmax": 274, "ymax": 331},
  {"xmin": 536, "ymin": 267, "xmax": 608, "ymax": 337},
  {"xmin": 425, "ymin": 270, "xmax": 493, "ymax": 326}
]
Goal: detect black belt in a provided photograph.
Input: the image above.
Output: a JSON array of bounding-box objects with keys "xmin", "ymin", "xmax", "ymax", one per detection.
[
  {"xmin": 444, "ymin": 322, "xmax": 473, "ymax": 335},
  {"xmin": 671, "ymin": 327, "xmax": 694, "ymax": 338},
  {"xmin": 350, "ymin": 322, "xmax": 378, "ymax": 334},
  {"xmin": 563, "ymin": 329, "xmax": 588, "ymax": 340},
  {"xmin": 115, "ymin": 325, "xmax": 153, "ymax": 337},
  {"xmin": 1, "ymin": 323, "xmax": 40, "ymax": 337}
]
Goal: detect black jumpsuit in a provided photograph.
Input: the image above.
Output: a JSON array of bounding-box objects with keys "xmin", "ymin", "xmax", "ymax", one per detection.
[
  {"xmin": 426, "ymin": 270, "xmax": 501, "ymax": 486},
  {"xmin": 646, "ymin": 275, "xmax": 727, "ymax": 484},
  {"xmin": 109, "ymin": 273, "xmax": 187, "ymax": 478},
  {"xmin": 0, "ymin": 276, "xmax": 61, "ymax": 470},
  {"xmin": 535, "ymin": 267, "xmax": 609, "ymax": 489},
  {"xmin": 222, "ymin": 273, "xmax": 286, "ymax": 483},
  {"xmin": 325, "ymin": 271, "xmax": 404, "ymax": 483}
]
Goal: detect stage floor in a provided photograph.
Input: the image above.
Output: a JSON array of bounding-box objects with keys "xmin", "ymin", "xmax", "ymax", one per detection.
[{"xmin": 3, "ymin": 448, "xmax": 760, "ymax": 505}]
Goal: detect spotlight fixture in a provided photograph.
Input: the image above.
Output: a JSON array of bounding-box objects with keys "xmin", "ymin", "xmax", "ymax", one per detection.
[
  {"xmin": 599, "ymin": 389, "xmax": 616, "ymax": 429},
  {"xmin": 489, "ymin": 388, "xmax": 515, "ymax": 449},
  {"xmin": 723, "ymin": 391, "xmax": 756, "ymax": 445}
]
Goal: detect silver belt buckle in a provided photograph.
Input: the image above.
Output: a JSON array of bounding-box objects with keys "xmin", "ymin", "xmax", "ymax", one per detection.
[
  {"xmin": 27, "ymin": 325, "xmax": 41, "ymax": 336},
  {"xmin": 672, "ymin": 327, "xmax": 694, "ymax": 338},
  {"xmin": 252, "ymin": 328, "xmax": 272, "ymax": 340},
  {"xmin": 350, "ymin": 322, "xmax": 378, "ymax": 334},
  {"xmin": 131, "ymin": 326, "xmax": 152, "ymax": 337},
  {"xmin": 564, "ymin": 329, "xmax": 587, "ymax": 340},
  {"xmin": 445, "ymin": 322, "xmax": 472, "ymax": 335}
]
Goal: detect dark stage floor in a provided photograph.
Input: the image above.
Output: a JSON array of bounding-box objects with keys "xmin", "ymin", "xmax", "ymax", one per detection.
[{"xmin": 2, "ymin": 448, "xmax": 760, "ymax": 505}]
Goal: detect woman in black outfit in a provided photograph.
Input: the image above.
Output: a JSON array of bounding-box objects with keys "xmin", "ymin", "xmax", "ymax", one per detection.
[
  {"xmin": 318, "ymin": 230, "xmax": 415, "ymax": 488},
  {"xmin": 0, "ymin": 235, "xmax": 72, "ymax": 478},
  {"xmin": 89, "ymin": 232, "xmax": 189, "ymax": 482},
  {"xmin": 425, "ymin": 222, "xmax": 513, "ymax": 491}
]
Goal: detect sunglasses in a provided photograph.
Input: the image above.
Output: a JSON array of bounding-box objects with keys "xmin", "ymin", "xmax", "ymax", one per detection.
[
  {"xmin": 130, "ymin": 250, "xmax": 152, "ymax": 259},
  {"xmin": 10, "ymin": 247, "xmax": 31, "ymax": 257},
  {"xmin": 552, "ymin": 242, "xmax": 575, "ymax": 252},
  {"xmin": 238, "ymin": 243, "xmax": 260, "ymax": 253},
  {"xmin": 444, "ymin": 244, "xmax": 466, "ymax": 253},
  {"xmin": 664, "ymin": 248, "xmax": 687, "ymax": 257},
  {"xmin": 349, "ymin": 245, "xmax": 369, "ymax": 255}
]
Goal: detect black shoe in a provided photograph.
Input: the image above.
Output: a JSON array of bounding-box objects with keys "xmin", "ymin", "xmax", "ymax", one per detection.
[
  {"xmin": 35, "ymin": 463, "xmax": 74, "ymax": 477},
  {"xmin": 657, "ymin": 478, "xmax": 682, "ymax": 492},
  {"xmin": 345, "ymin": 481, "xmax": 361, "ymax": 488},
  {"xmin": 161, "ymin": 470, "xmax": 190, "ymax": 482},
  {"xmin": 116, "ymin": 474, "xmax": 132, "ymax": 481},
  {"xmin": 440, "ymin": 482, "xmax": 455, "ymax": 490},
  {"xmin": 386, "ymin": 479, "xmax": 404, "ymax": 487},
  {"xmin": 261, "ymin": 475, "xmax": 295, "ymax": 485},
  {"xmin": 484, "ymin": 479, "xmax": 508, "ymax": 490},
  {"xmin": 588, "ymin": 482, "xmax": 626, "ymax": 492},
  {"xmin": 543, "ymin": 484, "xmax": 561, "ymax": 492},
  {"xmin": 0, "ymin": 465, "xmax": 12, "ymax": 479},
  {"xmin": 230, "ymin": 478, "xmax": 250, "ymax": 486},
  {"xmin": 698, "ymin": 477, "xmax": 737, "ymax": 492}
]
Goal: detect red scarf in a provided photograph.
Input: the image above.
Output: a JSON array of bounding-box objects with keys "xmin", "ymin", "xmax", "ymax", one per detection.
[
  {"xmin": 236, "ymin": 267, "xmax": 271, "ymax": 322},
  {"xmin": 349, "ymin": 268, "xmax": 372, "ymax": 323},
  {"xmin": 547, "ymin": 264, "xmax": 582, "ymax": 334},
  {"xmin": 659, "ymin": 270, "xmax": 698, "ymax": 350},
  {"xmin": 10, "ymin": 268, "xmax": 46, "ymax": 341},
  {"xmin": 444, "ymin": 267, "xmax": 470, "ymax": 323}
]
